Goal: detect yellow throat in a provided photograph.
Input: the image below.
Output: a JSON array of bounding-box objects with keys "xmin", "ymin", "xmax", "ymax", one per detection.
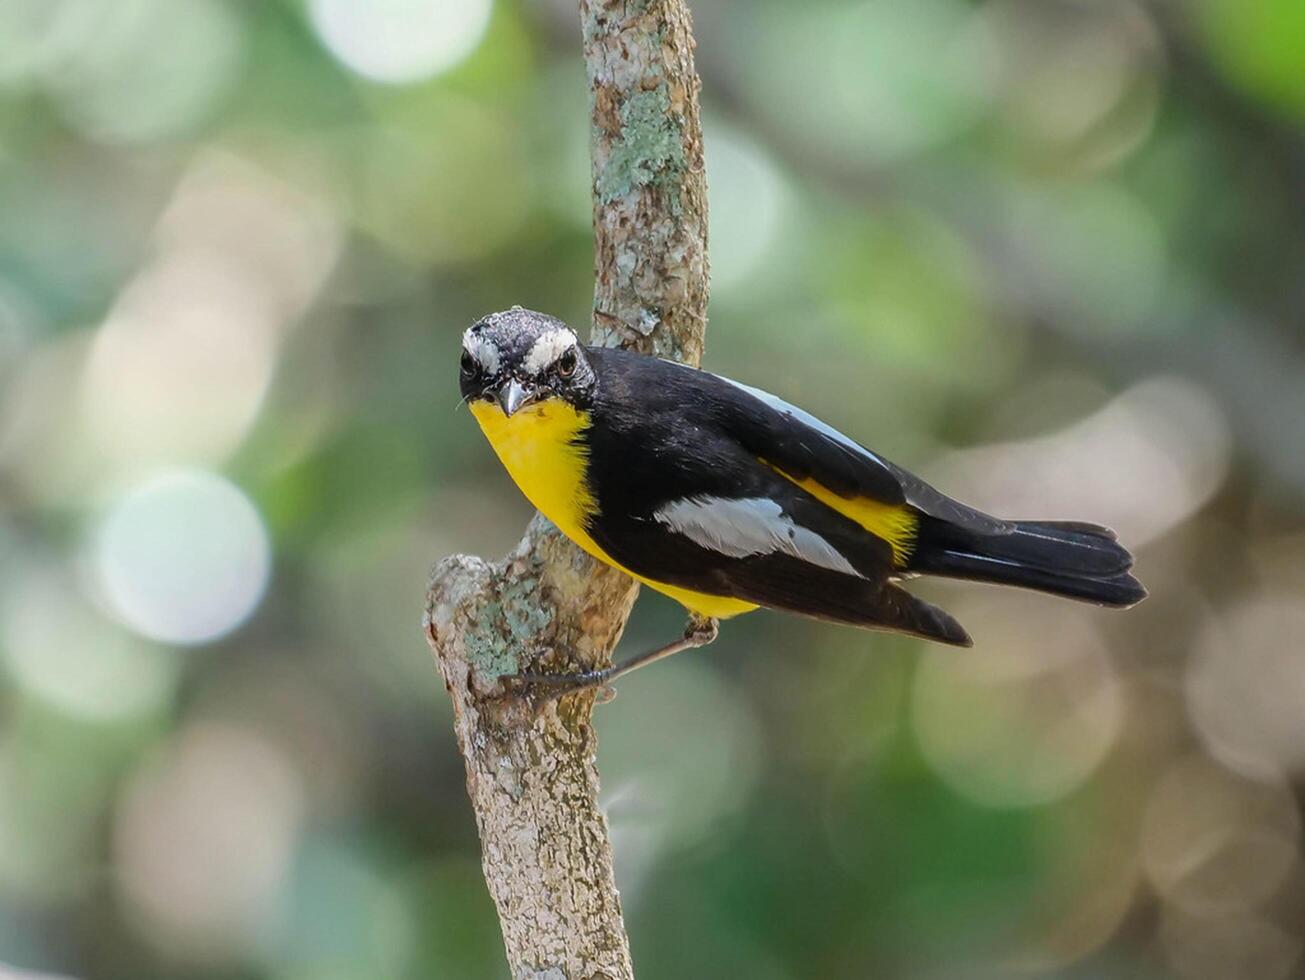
[
  {"xmin": 470, "ymin": 398, "xmax": 598, "ymax": 546},
  {"xmin": 469, "ymin": 397, "xmax": 756, "ymax": 619}
]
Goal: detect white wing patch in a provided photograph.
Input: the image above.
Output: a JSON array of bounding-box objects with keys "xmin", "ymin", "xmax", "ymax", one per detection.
[
  {"xmin": 462, "ymin": 328, "xmax": 500, "ymax": 375},
  {"xmin": 653, "ymin": 496, "xmax": 862, "ymax": 577},
  {"xmin": 523, "ymin": 329, "xmax": 578, "ymax": 375}
]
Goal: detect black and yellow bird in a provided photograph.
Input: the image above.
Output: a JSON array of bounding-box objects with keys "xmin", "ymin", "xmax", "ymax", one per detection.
[{"xmin": 460, "ymin": 307, "xmax": 1145, "ymax": 694}]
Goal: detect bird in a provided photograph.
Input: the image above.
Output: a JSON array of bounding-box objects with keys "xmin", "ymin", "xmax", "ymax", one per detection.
[{"xmin": 459, "ymin": 306, "xmax": 1146, "ymax": 696}]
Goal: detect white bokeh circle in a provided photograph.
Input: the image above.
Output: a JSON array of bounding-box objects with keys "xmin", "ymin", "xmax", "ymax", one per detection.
[
  {"xmin": 93, "ymin": 470, "xmax": 271, "ymax": 645},
  {"xmin": 308, "ymin": 0, "xmax": 493, "ymax": 85}
]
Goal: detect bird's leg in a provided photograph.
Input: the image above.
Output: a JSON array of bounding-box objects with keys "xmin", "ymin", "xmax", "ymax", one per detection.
[{"xmin": 500, "ymin": 615, "xmax": 719, "ymax": 701}]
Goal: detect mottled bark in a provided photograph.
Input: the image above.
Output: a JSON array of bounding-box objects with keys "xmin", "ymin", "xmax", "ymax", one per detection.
[
  {"xmin": 585, "ymin": 0, "xmax": 709, "ymax": 363},
  {"xmin": 423, "ymin": 2, "xmax": 708, "ymax": 978}
]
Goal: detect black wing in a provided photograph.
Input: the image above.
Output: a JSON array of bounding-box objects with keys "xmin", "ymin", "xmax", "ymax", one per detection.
[
  {"xmin": 702, "ymin": 371, "xmax": 1012, "ymax": 535},
  {"xmin": 597, "ymin": 351, "xmax": 1010, "ymax": 535},
  {"xmin": 579, "ymin": 358, "xmax": 971, "ymax": 645},
  {"xmin": 584, "ymin": 348, "xmax": 1009, "ymax": 533}
]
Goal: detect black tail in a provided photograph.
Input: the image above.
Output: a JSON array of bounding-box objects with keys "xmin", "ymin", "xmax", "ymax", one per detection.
[{"xmin": 908, "ymin": 518, "xmax": 1147, "ymax": 608}]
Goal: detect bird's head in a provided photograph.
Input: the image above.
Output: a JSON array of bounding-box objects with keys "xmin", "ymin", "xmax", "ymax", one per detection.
[{"xmin": 459, "ymin": 307, "xmax": 596, "ymax": 417}]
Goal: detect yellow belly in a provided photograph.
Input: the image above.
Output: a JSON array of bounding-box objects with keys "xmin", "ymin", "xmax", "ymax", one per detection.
[{"xmin": 470, "ymin": 399, "xmax": 757, "ymax": 619}]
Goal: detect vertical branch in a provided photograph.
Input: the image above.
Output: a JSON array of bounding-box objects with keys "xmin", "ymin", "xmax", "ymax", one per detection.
[
  {"xmin": 585, "ymin": 0, "xmax": 709, "ymax": 362},
  {"xmin": 424, "ymin": 2, "xmax": 708, "ymax": 978}
]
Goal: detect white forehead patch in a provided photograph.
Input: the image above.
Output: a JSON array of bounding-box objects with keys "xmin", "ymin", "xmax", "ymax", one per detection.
[
  {"xmin": 523, "ymin": 329, "xmax": 578, "ymax": 375},
  {"xmin": 653, "ymin": 496, "xmax": 862, "ymax": 578},
  {"xmin": 462, "ymin": 328, "xmax": 500, "ymax": 375}
]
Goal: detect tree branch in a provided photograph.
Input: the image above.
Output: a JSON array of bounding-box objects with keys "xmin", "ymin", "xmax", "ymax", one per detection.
[{"xmin": 423, "ymin": 2, "xmax": 708, "ymax": 977}]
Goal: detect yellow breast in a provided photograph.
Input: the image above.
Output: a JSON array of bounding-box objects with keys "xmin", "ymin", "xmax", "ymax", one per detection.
[
  {"xmin": 470, "ymin": 398, "xmax": 756, "ymax": 619},
  {"xmin": 470, "ymin": 398, "xmax": 598, "ymax": 545}
]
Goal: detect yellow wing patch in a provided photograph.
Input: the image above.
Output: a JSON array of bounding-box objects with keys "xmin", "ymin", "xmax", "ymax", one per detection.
[
  {"xmin": 470, "ymin": 398, "xmax": 758, "ymax": 619},
  {"xmin": 767, "ymin": 462, "xmax": 917, "ymax": 566}
]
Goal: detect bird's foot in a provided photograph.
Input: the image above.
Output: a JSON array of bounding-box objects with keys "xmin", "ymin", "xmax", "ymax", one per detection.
[
  {"xmin": 498, "ymin": 667, "xmax": 617, "ymax": 704},
  {"xmin": 684, "ymin": 615, "xmax": 719, "ymax": 646},
  {"xmin": 498, "ymin": 615, "xmax": 719, "ymax": 704}
]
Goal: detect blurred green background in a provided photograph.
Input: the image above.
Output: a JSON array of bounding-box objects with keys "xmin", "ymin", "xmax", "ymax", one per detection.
[{"xmin": 1, "ymin": 0, "xmax": 1303, "ymax": 977}]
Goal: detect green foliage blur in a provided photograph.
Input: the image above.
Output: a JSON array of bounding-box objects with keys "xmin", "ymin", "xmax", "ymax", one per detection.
[{"xmin": 1, "ymin": 0, "xmax": 1303, "ymax": 977}]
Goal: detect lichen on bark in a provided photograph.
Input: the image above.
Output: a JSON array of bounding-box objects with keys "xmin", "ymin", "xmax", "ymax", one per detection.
[
  {"xmin": 584, "ymin": 0, "xmax": 708, "ymax": 360},
  {"xmin": 596, "ymin": 85, "xmax": 688, "ymax": 208}
]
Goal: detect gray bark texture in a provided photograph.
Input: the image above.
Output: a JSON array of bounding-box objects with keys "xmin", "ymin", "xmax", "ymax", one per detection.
[{"xmin": 422, "ymin": 2, "xmax": 708, "ymax": 978}]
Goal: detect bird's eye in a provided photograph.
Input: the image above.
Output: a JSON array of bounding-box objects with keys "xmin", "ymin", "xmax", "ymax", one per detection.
[
  {"xmin": 556, "ymin": 349, "xmax": 577, "ymax": 378},
  {"xmin": 460, "ymin": 350, "xmax": 477, "ymax": 377}
]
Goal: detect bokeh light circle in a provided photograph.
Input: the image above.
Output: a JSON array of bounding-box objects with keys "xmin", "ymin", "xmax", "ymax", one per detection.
[
  {"xmin": 912, "ymin": 600, "xmax": 1123, "ymax": 808},
  {"xmin": 308, "ymin": 0, "xmax": 493, "ymax": 85},
  {"xmin": 735, "ymin": 0, "xmax": 994, "ymax": 163},
  {"xmin": 82, "ymin": 254, "xmax": 280, "ymax": 467},
  {"xmin": 1159, "ymin": 906, "xmax": 1303, "ymax": 980},
  {"xmin": 115, "ymin": 723, "xmax": 305, "ymax": 958},
  {"xmin": 3, "ymin": 566, "xmax": 177, "ymax": 721},
  {"xmin": 1186, "ymin": 597, "xmax": 1305, "ymax": 779},
  {"xmin": 977, "ymin": 0, "xmax": 1164, "ymax": 172},
  {"xmin": 704, "ymin": 125, "xmax": 788, "ymax": 293},
  {"xmin": 53, "ymin": 0, "xmax": 245, "ymax": 145},
  {"xmin": 93, "ymin": 470, "xmax": 271, "ymax": 645},
  {"xmin": 1141, "ymin": 754, "xmax": 1300, "ymax": 917},
  {"xmin": 935, "ymin": 376, "xmax": 1230, "ymax": 550}
]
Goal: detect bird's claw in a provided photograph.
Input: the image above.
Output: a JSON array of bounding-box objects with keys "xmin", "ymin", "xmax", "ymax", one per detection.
[{"xmin": 685, "ymin": 616, "xmax": 719, "ymax": 646}]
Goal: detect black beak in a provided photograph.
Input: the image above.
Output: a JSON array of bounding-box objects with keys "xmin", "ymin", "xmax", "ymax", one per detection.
[{"xmin": 496, "ymin": 379, "xmax": 535, "ymax": 417}]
